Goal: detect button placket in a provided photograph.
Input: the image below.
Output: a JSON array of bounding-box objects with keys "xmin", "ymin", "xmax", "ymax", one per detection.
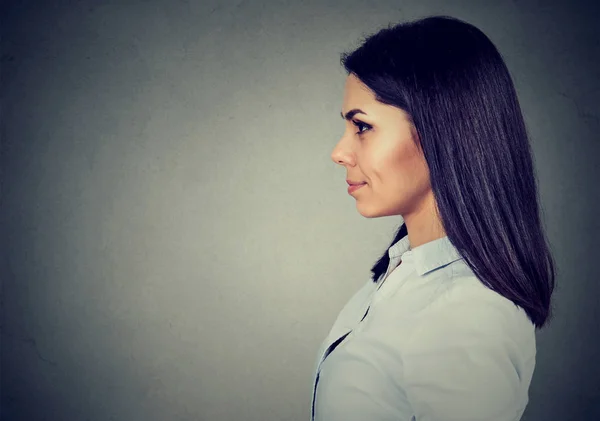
[
  {"xmin": 373, "ymin": 256, "xmax": 403, "ymax": 303},
  {"xmin": 311, "ymin": 285, "xmax": 375, "ymax": 420}
]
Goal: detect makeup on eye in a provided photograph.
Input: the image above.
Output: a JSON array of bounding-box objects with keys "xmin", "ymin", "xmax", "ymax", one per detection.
[{"xmin": 352, "ymin": 120, "xmax": 372, "ymax": 133}]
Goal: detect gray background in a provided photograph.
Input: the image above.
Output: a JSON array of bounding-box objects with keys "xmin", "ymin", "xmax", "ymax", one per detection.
[{"xmin": 1, "ymin": 0, "xmax": 599, "ymax": 420}]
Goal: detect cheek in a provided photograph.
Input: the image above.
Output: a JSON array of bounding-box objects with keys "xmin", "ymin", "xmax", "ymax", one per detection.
[
  {"xmin": 373, "ymin": 139, "xmax": 413, "ymax": 176},
  {"xmin": 376, "ymin": 142, "xmax": 429, "ymax": 191}
]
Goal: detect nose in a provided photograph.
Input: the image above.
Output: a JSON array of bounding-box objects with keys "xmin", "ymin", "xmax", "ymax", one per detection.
[{"xmin": 330, "ymin": 133, "xmax": 355, "ymax": 167}]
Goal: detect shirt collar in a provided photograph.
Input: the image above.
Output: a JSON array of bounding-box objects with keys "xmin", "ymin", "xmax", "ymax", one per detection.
[{"xmin": 387, "ymin": 233, "xmax": 463, "ymax": 277}]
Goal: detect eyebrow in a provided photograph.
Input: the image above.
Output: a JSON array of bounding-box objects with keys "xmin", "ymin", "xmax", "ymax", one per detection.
[{"xmin": 340, "ymin": 108, "xmax": 368, "ymax": 120}]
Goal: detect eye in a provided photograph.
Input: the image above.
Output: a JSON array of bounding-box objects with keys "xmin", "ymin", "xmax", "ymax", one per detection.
[{"xmin": 352, "ymin": 120, "xmax": 372, "ymax": 134}]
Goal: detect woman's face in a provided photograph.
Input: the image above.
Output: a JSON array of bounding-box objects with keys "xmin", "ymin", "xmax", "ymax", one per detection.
[{"xmin": 331, "ymin": 74, "xmax": 432, "ymax": 219}]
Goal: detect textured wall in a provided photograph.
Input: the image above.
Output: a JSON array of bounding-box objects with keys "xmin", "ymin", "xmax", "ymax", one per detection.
[{"xmin": 2, "ymin": 0, "xmax": 599, "ymax": 420}]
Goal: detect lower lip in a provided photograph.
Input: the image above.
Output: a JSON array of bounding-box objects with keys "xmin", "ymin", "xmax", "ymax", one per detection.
[{"xmin": 348, "ymin": 183, "xmax": 366, "ymax": 194}]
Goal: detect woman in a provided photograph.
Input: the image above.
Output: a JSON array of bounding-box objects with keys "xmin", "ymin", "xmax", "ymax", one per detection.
[{"xmin": 311, "ymin": 15, "xmax": 555, "ymax": 421}]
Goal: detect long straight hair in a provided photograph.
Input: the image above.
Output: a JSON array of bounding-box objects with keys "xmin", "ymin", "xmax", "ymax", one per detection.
[{"xmin": 341, "ymin": 15, "xmax": 555, "ymax": 328}]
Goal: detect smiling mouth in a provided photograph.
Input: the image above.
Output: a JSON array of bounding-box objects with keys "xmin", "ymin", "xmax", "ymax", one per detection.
[
  {"xmin": 346, "ymin": 180, "xmax": 367, "ymax": 186},
  {"xmin": 348, "ymin": 183, "xmax": 366, "ymax": 194}
]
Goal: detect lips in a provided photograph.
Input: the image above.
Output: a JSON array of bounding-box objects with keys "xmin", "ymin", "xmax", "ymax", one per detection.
[
  {"xmin": 347, "ymin": 183, "xmax": 366, "ymax": 194},
  {"xmin": 346, "ymin": 180, "xmax": 367, "ymax": 186}
]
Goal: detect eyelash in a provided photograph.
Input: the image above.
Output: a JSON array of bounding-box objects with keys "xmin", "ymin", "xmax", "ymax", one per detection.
[{"xmin": 352, "ymin": 120, "xmax": 372, "ymax": 134}]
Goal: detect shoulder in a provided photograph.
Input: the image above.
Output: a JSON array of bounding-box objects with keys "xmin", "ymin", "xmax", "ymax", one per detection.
[
  {"xmin": 410, "ymin": 268, "xmax": 535, "ymax": 352},
  {"xmin": 400, "ymin": 269, "xmax": 536, "ymax": 420}
]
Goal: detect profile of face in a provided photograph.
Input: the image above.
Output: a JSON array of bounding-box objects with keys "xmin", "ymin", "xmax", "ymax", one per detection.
[{"xmin": 331, "ymin": 74, "xmax": 433, "ymax": 219}]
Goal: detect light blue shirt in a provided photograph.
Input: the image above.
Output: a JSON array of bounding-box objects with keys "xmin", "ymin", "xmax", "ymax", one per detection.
[{"xmin": 311, "ymin": 233, "xmax": 536, "ymax": 421}]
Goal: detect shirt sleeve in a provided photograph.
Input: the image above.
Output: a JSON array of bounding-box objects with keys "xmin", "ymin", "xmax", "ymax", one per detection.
[{"xmin": 401, "ymin": 288, "xmax": 527, "ymax": 421}]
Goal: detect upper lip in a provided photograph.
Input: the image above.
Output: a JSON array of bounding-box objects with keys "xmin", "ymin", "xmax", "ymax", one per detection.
[{"xmin": 346, "ymin": 179, "xmax": 367, "ymax": 186}]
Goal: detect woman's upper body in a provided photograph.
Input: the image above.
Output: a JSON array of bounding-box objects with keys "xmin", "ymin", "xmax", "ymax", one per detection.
[
  {"xmin": 315, "ymin": 14, "xmax": 555, "ymax": 421},
  {"xmin": 311, "ymin": 233, "xmax": 536, "ymax": 421}
]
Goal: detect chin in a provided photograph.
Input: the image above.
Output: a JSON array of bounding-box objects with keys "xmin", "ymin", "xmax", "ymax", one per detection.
[
  {"xmin": 356, "ymin": 202, "xmax": 400, "ymax": 218},
  {"xmin": 356, "ymin": 203, "xmax": 383, "ymax": 218}
]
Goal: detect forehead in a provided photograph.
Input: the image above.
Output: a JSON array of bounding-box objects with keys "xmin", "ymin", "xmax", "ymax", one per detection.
[
  {"xmin": 342, "ymin": 74, "xmax": 414, "ymax": 127},
  {"xmin": 343, "ymin": 74, "xmax": 377, "ymax": 106}
]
